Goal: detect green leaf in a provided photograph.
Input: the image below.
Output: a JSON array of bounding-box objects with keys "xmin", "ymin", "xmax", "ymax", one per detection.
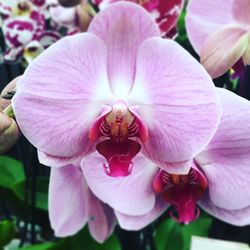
[
  {"xmin": 0, "ymin": 220, "xmax": 16, "ymax": 247},
  {"xmin": 19, "ymin": 240, "xmax": 66, "ymax": 250},
  {"xmin": 20, "ymin": 227, "xmax": 121, "ymax": 250},
  {"xmin": 12, "ymin": 177, "xmax": 49, "ymax": 210},
  {"xmin": 154, "ymin": 216, "xmax": 212, "ymax": 250},
  {"xmin": 0, "ymin": 156, "xmax": 25, "ymax": 189},
  {"xmin": 67, "ymin": 227, "xmax": 121, "ymax": 250},
  {"xmin": 154, "ymin": 219, "xmax": 175, "ymax": 250},
  {"xmin": 175, "ymin": 7, "xmax": 197, "ymax": 55},
  {"xmin": 180, "ymin": 218, "xmax": 212, "ymax": 250}
]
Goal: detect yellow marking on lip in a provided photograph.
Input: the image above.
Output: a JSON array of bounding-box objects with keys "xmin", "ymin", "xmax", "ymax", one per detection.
[
  {"xmin": 110, "ymin": 120, "xmax": 128, "ymax": 138},
  {"xmin": 171, "ymin": 174, "xmax": 189, "ymax": 187}
]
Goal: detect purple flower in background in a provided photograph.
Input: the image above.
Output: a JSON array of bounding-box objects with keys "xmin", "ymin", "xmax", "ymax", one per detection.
[
  {"xmin": 186, "ymin": 0, "xmax": 250, "ymax": 78},
  {"xmin": 13, "ymin": 2, "xmax": 220, "ymax": 178},
  {"xmin": 0, "ymin": 0, "xmax": 61, "ymax": 63},
  {"xmin": 83, "ymin": 88, "xmax": 250, "ymax": 229}
]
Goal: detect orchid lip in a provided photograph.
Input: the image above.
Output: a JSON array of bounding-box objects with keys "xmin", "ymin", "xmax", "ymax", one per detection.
[
  {"xmin": 170, "ymin": 206, "xmax": 200, "ymax": 225},
  {"xmin": 90, "ymin": 102, "xmax": 147, "ymax": 177},
  {"xmin": 103, "ymin": 161, "xmax": 133, "ymax": 177},
  {"xmin": 153, "ymin": 165, "xmax": 207, "ymax": 224}
]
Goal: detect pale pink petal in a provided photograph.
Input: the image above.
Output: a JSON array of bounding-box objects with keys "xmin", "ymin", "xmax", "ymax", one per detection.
[
  {"xmin": 233, "ymin": 0, "xmax": 250, "ymax": 25},
  {"xmin": 49, "ymin": 4, "xmax": 76, "ymax": 27},
  {"xmin": 243, "ymin": 42, "xmax": 250, "ymax": 65},
  {"xmin": 200, "ymin": 25, "xmax": 250, "ymax": 78},
  {"xmin": 81, "ymin": 152, "xmax": 158, "ymax": 216},
  {"xmin": 94, "ymin": 0, "xmax": 183, "ymax": 37},
  {"xmin": 196, "ymin": 88, "xmax": 250, "ymax": 210},
  {"xmin": 13, "ymin": 33, "xmax": 112, "ymax": 157},
  {"xmin": 49, "ymin": 165, "xmax": 88, "ymax": 237},
  {"xmin": 38, "ymin": 149, "xmax": 93, "ymax": 168},
  {"xmin": 186, "ymin": 0, "xmax": 235, "ymax": 54},
  {"xmin": 199, "ymin": 196, "xmax": 250, "ymax": 226},
  {"xmin": 88, "ymin": 2, "xmax": 160, "ymax": 97},
  {"xmin": 129, "ymin": 38, "xmax": 221, "ymax": 173},
  {"xmin": 115, "ymin": 198, "xmax": 168, "ymax": 230},
  {"xmin": 87, "ymin": 190, "xmax": 116, "ymax": 243}
]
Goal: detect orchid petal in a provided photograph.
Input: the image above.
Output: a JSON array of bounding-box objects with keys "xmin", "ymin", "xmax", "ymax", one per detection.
[
  {"xmin": 38, "ymin": 149, "xmax": 93, "ymax": 168},
  {"xmin": 88, "ymin": 2, "xmax": 160, "ymax": 97},
  {"xmin": 233, "ymin": 0, "xmax": 250, "ymax": 25},
  {"xmin": 49, "ymin": 165, "xmax": 88, "ymax": 237},
  {"xmin": 87, "ymin": 190, "xmax": 116, "ymax": 243},
  {"xmin": 81, "ymin": 152, "xmax": 158, "ymax": 216},
  {"xmin": 200, "ymin": 26, "xmax": 250, "ymax": 78},
  {"xmin": 199, "ymin": 196, "xmax": 250, "ymax": 226},
  {"xmin": 129, "ymin": 38, "xmax": 221, "ymax": 173},
  {"xmin": 196, "ymin": 88, "xmax": 250, "ymax": 210},
  {"xmin": 243, "ymin": 43, "xmax": 250, "ymax": 66},
  {"xmin": 49, "ymin": 4, "xmax": 76, "ymax": 27},
  {"xmin": 186, "ymin": 0, "xmax": 235, "ymax": 53},
  {"xmin": 115, "ymin": 198, "xmax": 168, "ymax": 230},
  {"xmin": 13, "ymin": 33, "xmax": 112, "ymax": 157}
]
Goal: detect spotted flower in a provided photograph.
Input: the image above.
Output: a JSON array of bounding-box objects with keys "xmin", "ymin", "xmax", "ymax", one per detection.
[{"xmin": 0, "ymin": 0, "xmax": 60, "ymax": 63}]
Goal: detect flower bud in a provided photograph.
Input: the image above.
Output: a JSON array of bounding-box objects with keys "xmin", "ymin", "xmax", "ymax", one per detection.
[
  {"xmin": 0, "ymin": 111, "xmax": 19, "ymax": 153},
  {"xmin": 77, "ymin": 1, "xmax": 95, "ymax": 32},
  {"xmin": 0, "ymin": 77, "xmax": 19, "ymax": 110}
]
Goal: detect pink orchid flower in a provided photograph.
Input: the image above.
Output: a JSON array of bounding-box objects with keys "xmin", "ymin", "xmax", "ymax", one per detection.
[
  {"xmin": 49, "ymin": 164, "xmax": 115, "ymax": 241},
  {"xmin": 92, "ymin": 0, "xmax": 184, "ymax": 38},
  {"xmin": 1, "ymin": 81, "xmax": 114, "ymax": 240},
  {"xmin": 13, "ymin": 2, "xmax": 220, "ymax": 178},
  {"xmin": 82, "ymin": 88, "xmax": 250, "ymax": 229},
  {"xmin": 186, "ymin": 0, "xmax": 250, "ymax": 78}
]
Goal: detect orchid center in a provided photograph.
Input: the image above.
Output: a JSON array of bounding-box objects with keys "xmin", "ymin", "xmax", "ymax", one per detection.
[
  {"xmin": 153, "ymin": 166, "xmax": 208, "ymax": 224},
  {"xmin": 89, "ymin": 101, "xmax": 148, "ymax": 177}
]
